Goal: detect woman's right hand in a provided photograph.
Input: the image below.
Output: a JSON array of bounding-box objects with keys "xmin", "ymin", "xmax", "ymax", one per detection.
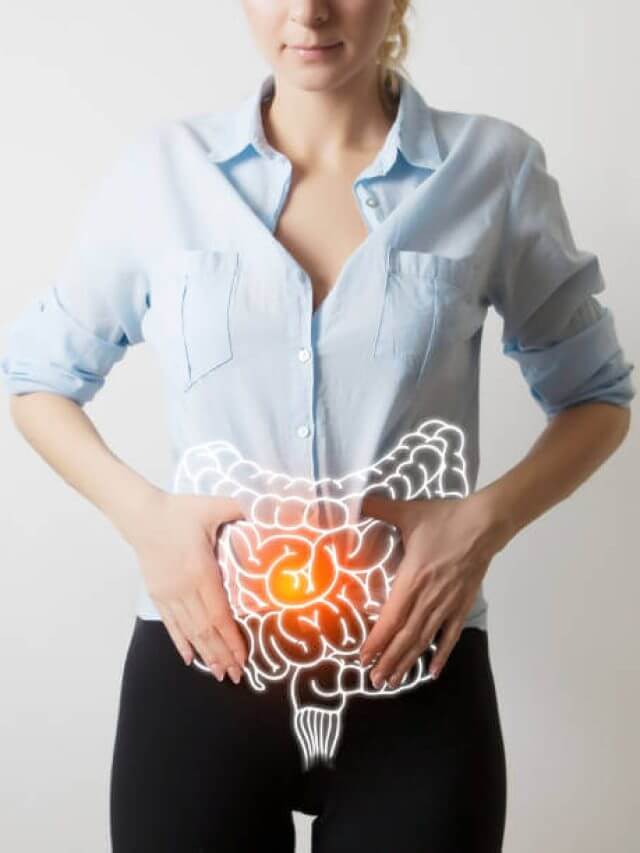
[{"xmin": 128, "ymin": 490, "xmax": 249, "ymax": 684}]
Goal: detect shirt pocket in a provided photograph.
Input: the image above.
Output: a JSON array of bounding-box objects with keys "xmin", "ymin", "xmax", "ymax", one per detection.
[
  {"xmin": 373, "ymin": 249, "xmax": 480, "ymax": 378},
  {"xmin": 180, "ymin": 248, "xmax": 239, "ymax": 390}
]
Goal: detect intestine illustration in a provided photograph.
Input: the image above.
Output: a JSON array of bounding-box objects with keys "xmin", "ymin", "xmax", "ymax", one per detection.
[{"xmin": 173, "ymin": 418, "xmax": 470, "ymax": 769}]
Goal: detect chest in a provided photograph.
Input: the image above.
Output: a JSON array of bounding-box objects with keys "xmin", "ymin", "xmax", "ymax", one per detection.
[
  {"xmin": 273, "ymin": 167, "xmax": 371, "ymax": 315},
  {"xmin": 145, "ymin": 155, "xmax": 488, "ymax": 395}
]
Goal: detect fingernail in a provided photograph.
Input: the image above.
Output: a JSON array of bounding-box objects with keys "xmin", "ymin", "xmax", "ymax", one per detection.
[
  {"xmin": 370, "ymin": 670, "xmax": 383, "ymax": 688},
  {"xmin": 430, "ymin": 665, "xmax": 439, "ymax": 680},
  {"xmin": 360, "ymin": 652, "xmax": 370, "ymax": 666},
  {"xmin": 212, "ymin": 664, "xmax": 224, "ymax": 682},
  {"xmin": 229, "ymin": 665, "xmax": 243, "ymax": 685}
]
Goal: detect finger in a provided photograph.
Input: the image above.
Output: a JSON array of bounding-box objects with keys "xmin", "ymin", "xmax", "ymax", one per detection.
[
  {"xmin": 167, "ymin": 597, "xmax": 218, "ymax": 674},
  {"xmin": 186, "ymin": 591, "xmax": 238, "ymax": 677},
  {"xmin": 428, "ymin": 617, "xmax": 464, "ymax": 679},
  {"xmin": 360, "ymin": 495, "xmax": 401, "ymax": 526},
  {"xmin": 358, "ymin": 560, "xmax": 418, "ymax": 664},
  {"xmin": 199, "ymin": 562, "xmax": 248, "ymax": 667},
  {"xmin": 156, "ymin": 602, "xmax": 194, "ymax": 666},
  {"xmin": 386, "ymin": 644, "xmax": 424, "ymax": 688},
  {"xmin": 194, "ymin": 586, "xmax": 244, "ymax": 677},
  {"xmin": 366, "ymin": 605, "xmax": 422, "ymax": 684},
  {"xmin": 173, "ymin": 596, "xmax": 228, "ymax": 681},
  {"xmin": 370, "ymin": 599, "xmax": 445, "ymax": 686},
  {"xmin": 206, "ymin": 497, "xmax": 247, "ymax": 537},
  {"xmin": 385, "ymin": 616, "xmax": 443, "ymax": 687}
]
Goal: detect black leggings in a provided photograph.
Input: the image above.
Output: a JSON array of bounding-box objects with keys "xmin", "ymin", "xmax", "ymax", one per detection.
[{"xmin": 109, "ymin": 618, "xmax": 507, "ymax": 852}]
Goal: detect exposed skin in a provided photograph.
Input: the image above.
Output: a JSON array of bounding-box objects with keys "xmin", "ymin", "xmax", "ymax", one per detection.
[
  {"xmin": 7, "ymin": 0, "xmax": 402, "ymax": 686},
  {"xmin": 8, "ymin": 392, "xmax": 249, "ymax": 684},
  {"xmin": 240, "ymin": 2, "xmax": 632, "ymax": 689},
  {"xmin": 240, "ymin": 0, "xmax": 400, "ymax": 313},
  {"xmin": 359, "ymin": 402, "xmax": 630, "ymax": 686},
  {"xmin": 8, "ymin": 1, "xmax": 632, "ymax": 691}
]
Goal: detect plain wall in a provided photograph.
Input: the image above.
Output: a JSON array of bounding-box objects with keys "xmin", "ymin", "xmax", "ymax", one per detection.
[{"xmin": 0, "ymin": 2, "xmax": 638, "ymax": 850}]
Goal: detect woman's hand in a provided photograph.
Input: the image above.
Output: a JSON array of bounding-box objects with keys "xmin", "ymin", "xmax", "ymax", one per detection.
[
  {"xmin": 358, "ymin": 493, "xmax": 512, "ymax": 686},
  {"xmin": 128, "ymin": 490, "xmax": 249, "ymax": 684}
]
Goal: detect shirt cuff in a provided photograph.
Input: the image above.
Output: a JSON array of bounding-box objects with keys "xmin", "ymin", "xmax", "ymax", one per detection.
[
  {"xmin": 502, "ymin": 306, "xmax": 636, "ymax": 416},
  {"xmin": 0, "ymin": 287, "xmax": 127, "ymax": 406}
]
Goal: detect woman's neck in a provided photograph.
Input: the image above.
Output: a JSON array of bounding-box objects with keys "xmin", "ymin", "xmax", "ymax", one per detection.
[{"xmin": 260, "ymin": 66, "xmax": 401, "ymax": 171}]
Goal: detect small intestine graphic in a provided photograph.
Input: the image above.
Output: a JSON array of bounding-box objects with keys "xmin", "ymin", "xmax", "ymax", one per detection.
[{"xmin": 173, "ymin": 418, "xmax": 469, "ymax": 768}]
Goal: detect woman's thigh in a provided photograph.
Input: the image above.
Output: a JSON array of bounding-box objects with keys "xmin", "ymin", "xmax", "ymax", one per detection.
[
  {"xmin": 308, "ymin": 627, "xmax": 507, "ymax": 853},
  {"xmin": 109, "ymin": 617, "xmax": 299, "ymax": 853}
]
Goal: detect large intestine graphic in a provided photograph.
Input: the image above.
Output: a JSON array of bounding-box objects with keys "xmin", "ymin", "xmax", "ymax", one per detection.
[{"xmin": 173, "ymin": 418, "xmax": 470, "ymax": 768}]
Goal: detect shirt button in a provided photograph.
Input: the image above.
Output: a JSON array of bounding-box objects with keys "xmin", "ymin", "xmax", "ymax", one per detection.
[
  {"xmin": 297, "ymin": 425, "xmax": 311, "ymax": 438},
  {"xmin": 298, "ymin": 347, "xmax": 311, "ymax": 362},
  {"xmin": 365, "ymin": 195, "xmax": 379, "ymax": 207}
]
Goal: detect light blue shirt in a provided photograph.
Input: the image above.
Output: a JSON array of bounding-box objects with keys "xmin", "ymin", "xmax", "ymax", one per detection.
[{"xmin": 1, "ymin": 71, "xmax": 635, "ymax": 631}]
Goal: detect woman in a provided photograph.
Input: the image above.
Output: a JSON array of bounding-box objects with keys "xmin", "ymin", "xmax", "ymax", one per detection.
[{"xmin": 2, "ymin": 1, "xmax": 634, "ymax": 851}]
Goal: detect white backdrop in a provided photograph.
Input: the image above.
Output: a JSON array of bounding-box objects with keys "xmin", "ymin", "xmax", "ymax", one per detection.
[{"xmin": 1, "ymin": 2, "xmax": 638, "ymax": 851}]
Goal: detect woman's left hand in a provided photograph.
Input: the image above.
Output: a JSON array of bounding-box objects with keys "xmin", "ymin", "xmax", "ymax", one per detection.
[{"xmin": 358, "ymin": 492, "xmax": 512, "ymax": 686}]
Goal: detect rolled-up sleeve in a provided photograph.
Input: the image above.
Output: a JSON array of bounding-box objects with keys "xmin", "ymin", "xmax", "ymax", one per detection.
[
  {"xmin": 489, "ymin": 132, "xmax": 635, "ymax": 417},
  {"xmin": 0, "ymin": 129, "xmax": 152, "ymax": 406}
]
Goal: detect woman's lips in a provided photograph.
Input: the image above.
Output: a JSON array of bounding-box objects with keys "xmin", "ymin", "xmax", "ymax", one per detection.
[{"xmin": 288, "ymin": 42, "xmax": 343, "ymax": 60}]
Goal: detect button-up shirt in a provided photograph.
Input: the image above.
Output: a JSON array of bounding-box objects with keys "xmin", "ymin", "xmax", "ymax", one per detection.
[{"xmin": 1, "ymin": 71, "xmax": 635, "ymax": 631}]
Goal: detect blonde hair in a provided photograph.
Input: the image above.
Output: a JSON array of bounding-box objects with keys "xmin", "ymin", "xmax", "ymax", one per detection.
[{"xmin": 377, "ymin": 0, "xmax": 413, "ymax": 112}]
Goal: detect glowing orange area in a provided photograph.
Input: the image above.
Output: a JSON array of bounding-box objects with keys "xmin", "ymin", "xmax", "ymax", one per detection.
[
  {"xmin": 178, "ymin": 416, "xmax": 468, "ymax": 767},
  {"xmin": 264, "ymin": 532, "xmax": 335, "ymax": 607},
  {"xmin": 219, "ymin": 521, "xmax": 392, "ymax": 646}
]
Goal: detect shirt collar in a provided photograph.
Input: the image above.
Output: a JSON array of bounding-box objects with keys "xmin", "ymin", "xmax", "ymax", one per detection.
[{"xmin": 202, "ymin": 71, "xmax": 443, "ymax": 173}]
